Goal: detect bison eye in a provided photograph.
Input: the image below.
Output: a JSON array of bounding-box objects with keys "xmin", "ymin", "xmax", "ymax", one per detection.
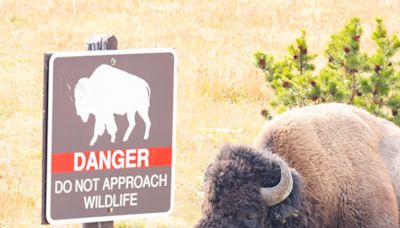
[
  {"xmin": 245, "ymin": 212, "xmax": 257, "ymax": 221},
  {"xmin": 240, "ymin": 211, "xmax": 259, "ymax": 228}
]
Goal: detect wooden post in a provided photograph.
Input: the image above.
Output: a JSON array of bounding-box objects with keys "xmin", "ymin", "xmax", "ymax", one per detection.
[
  {"xmin": 87, "ymin": 35, "xmax": 118, "ymax": 51},
  {"xmin": 83, "ymin": 222, "xmax": 114, "ymax": 228},
  {"xmin": 82, "ymin": 34, "xmax": 118, "ymax": 228}
]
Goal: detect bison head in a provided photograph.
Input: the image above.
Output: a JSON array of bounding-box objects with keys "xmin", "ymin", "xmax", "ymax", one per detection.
[
  {"xmin": 74, "ymin": 77, "xmax": 91, "ymax": 123},
  {"xmin": 196, "ymin": 144, "xmax": 305, "ymax": 228}
]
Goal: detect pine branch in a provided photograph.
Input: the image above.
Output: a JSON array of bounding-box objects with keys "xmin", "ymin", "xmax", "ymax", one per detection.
[{"xmin": 349, "ymin": 72, "xmax": 356, "ymax": 104}]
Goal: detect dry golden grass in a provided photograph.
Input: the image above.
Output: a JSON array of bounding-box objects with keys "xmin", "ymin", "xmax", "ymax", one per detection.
[{"xmin": 1, "ymin": 0, "xmax": 400, "ymax": 227}]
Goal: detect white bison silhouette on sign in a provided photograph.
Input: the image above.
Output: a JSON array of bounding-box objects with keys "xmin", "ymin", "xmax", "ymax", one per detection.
[{"xmin": 74, "ymin": 64, "xmax": 151, "ymax": 146}]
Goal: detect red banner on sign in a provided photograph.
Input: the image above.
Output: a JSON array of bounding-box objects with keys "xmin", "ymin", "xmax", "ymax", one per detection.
[{"xmin": 52, "ymin": 147, "xmax": 172, "ymax": 173}]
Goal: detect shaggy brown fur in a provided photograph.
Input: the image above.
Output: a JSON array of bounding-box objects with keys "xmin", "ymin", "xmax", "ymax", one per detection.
[
  {"xmin": 197, "ymin": 145, "xmax": 306, "ymax": 228},
  {"xmin": 197, "ymin": 103, "xmax": 400, "ymax": 228},
  {"xmin": 254, "ymin": 103, "xmax": 400, "ymax": 227}
]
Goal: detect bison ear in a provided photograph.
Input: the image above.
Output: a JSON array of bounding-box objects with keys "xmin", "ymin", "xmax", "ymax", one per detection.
[
  {"xmin": 204, "ymin": 163, "xmax": 213, "ymax": 183},
  {"xmin": 267, "ymin": 170, "xmax": 305, "ymax": 225}
]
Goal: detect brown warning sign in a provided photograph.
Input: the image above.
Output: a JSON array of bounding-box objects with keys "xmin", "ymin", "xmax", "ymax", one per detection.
[{"xmin": 43, "ymin": 49, "xmax": 177, "ymax": 224}]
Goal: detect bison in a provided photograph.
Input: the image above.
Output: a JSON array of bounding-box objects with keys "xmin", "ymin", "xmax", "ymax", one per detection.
[
  {"xmin": 74, "ymin": 64, "xmax": 151, "ymax": 146},
  {"xmin": 196, "ymin": 103, "xmax": 400, "ymax": 228}
]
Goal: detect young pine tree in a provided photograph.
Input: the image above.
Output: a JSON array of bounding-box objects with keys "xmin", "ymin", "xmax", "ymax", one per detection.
[
  {"xmin": 254, "ymin": 31, "xmax": 317, "ymax": 112},
  {"xmin": 360, "ymin": 18, "xmax": 400, "ymax": 123},
  {"xmin": 325, "ymin": 17, "xmax": 369, "ymax": 104},
  {"xmin": 255, "ymin": 17, "xmax": 400, "ymax": 126}
]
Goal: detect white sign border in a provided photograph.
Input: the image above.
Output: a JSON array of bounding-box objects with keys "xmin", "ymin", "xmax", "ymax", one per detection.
[{"xmin": 46, "ymin": 48, "xmax": 178, "ymax": 224}]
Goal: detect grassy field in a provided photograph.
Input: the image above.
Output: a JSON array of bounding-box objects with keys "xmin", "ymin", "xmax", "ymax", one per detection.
[{"xmin": 1, "ymin": 0, "xmax": 400, "ymax": 227}]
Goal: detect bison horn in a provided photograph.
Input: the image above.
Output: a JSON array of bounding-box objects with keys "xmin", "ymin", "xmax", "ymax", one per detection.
[{"xmin": 260, "ymin": 159, "xmax": 293, "ymax": 206}]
